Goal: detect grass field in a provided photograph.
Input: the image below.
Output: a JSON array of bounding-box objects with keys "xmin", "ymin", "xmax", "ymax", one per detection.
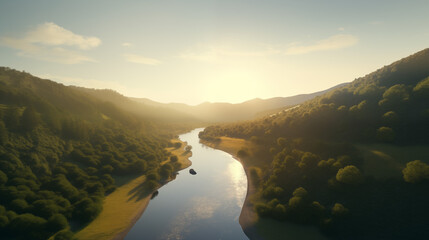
[
  {"xmin": 357, "ymin": 144, "xmax": 429, "ymax": 180},
  {"xmin": 75, "ymin": 139, "xmax": 192, "ymax": 240}
]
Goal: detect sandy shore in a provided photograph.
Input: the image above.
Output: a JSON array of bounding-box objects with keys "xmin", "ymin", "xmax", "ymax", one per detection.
[{"xmin": 75, "ymin": 140, "xmax": 192, "ymax": 240}]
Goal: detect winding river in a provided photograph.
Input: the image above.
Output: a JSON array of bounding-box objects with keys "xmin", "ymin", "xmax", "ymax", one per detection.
[{"xmin": 125, "ymin": 128, "xmax": 249, "ymax": 240}]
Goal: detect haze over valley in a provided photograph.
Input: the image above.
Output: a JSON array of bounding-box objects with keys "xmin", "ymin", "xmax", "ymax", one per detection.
[{"xmin": 0, "ymin": 1, "xmax": 428, "ymax": 240}]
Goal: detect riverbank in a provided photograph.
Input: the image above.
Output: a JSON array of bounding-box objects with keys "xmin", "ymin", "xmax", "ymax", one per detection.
[
  {"xmin": 201, "ymin": 137, "xmax": 328, "ymax": 240},
  {"xmin": 75, "ymin": 139, "xmax": 192, "ymax": 240},
  {"xmin": 200, "ymin": 137, "xmax": 262, "ymax": 239}
]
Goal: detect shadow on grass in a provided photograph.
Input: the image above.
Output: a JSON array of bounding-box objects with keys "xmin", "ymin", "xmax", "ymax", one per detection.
[{"xmin": 127, "ymin": 181, "xmax": 157, "ymax": 202}]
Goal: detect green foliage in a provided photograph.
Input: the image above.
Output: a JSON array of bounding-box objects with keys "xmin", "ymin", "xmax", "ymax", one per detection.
[
  {"xmin": 382, "ymin": 111, "xmax": 398, "ymax": 125},
  {"xmin": 237, "ymin": 149, "xmax": 248, "ymax": 158},
  {"xmin": 144, "ymin": 180, "xmax": 159, "ymax": 192},
  {"xmin": 184, "ymin": 145, "xmax": 192, "ymax": 152},
  {"xmin": 170, "ymin": 155, "xmax": 178, "ymax": 162},
  {"xmin": 376, "ymin": 126, "xmax": 395, "ymax": 142},
  {"xmin": 331, "ymin": 203, "xmax": 348, "ymax": 216},
  {"xmin": 413, "ymin": 77, "xmax": 429, "ymax": 97},
  {"xmin": 0, "ymin": 121, "xmax": 8, "ymax": 144},
  {"xmin": 21, "ymin": 106, "xmax": 41, "ymax": 131},
  {"xmin": 336, "ymin": 165, "xmax": 363, "ymax": 185},
  {"xmin": 159, "ymin": 163, "xmax": 174, "ymax": 179},
  {"xmin": 200, "ymin": 49, "xmax": 429, "ymax": 238},
  {"xmin": 0, "ymin": 67, "xmax": 171, "ymax": 239},
  {"xmin": 9, "ymin": 213, "xmax": 47, "ymax": 238},
  {"xmin": 249, "ymin": 167, "xmax": 262, "ymax": 185},
  {"xmin": 47, "ymin": 213, "xmax": 69, "ymax": 232},
  {"xmin": 173, "ymin": 142, "xmax": 182, "ymax": 149},
  {"xmin": 54, "ymin": 230, "xmax": 75, "ymax": 240},
  {"xmin": 402, "ymin": 160, "xmax": 429, "ymax": 183},
  {"xmin": 0, "ymin": 170, "xmax": 7, "ymax": 185}
]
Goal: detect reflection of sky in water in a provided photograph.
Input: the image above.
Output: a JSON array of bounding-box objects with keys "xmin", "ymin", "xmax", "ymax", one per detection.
[
  {"xmin": 125, "ymin": 128, "xmax": 248, "ymax": 240},
  {"xmin": 162, "ymin": 197, "xmax": 220, "ymax": 240}
]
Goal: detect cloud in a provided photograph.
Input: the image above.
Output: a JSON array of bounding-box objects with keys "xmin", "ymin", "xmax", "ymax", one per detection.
[
  {"xmin": 25, "ymin": 22, "xmax": 100, "ymax": 49},
  {"xmin": 180, "ymin": 45, "xmax": 280, "ymax": 62},
  {"xmin": 338, "ymin": 27, "xmax": 345, "ymax": 31},
  {"xmin": 0, "ymin": 22, "xmax": 100, "ymax": 64},
  {"xmin": 122, "ymin": 42, "xmax": 132, "ymax": 47},
  {"xmin": 285, "ymin": 34, "xmax": 358, "ymax": 55},
  {"xmin": 123, "ymin": 53, "xmax": 161, "ymax": 65},
  {"xmin": 181, "ymin": 35, "xmax": 358, "ymax": 62}
]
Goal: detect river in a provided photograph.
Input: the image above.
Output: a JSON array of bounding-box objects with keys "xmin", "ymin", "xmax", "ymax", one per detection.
[{"xmin": 125, "ymin": 128, "xmax": 249, "ymax": 240}]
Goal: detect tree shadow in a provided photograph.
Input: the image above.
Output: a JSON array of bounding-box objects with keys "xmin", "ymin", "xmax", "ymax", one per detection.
[{"xmin": 127, "ymin": 181, "xmax": 156, "ymax": 202}]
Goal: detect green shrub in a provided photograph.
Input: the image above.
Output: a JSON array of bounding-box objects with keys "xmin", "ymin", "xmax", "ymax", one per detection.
[{"xmin": 402, "ymin": 160, "xmax": 429, "ymax": 183}]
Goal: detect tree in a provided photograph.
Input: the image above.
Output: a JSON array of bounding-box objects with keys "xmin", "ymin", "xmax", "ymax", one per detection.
[
  {"xmin": 47, "ymin": 213, "xmax": 69, "ymax": 232},
  {"xmin": 0, "ymin": 121, "xmax": 8, "ymax": 144},
  {"xmin": 402, "ymin": 160, "xmax": 429, "ymax": 183},
  {"xmin": 331, "ymin": 203, "xmax": 348, "ymax": 216},
  {"xmin": 0, "ymin": 170, "xmax": 8, "ymax": 185},
  {"xmin": 170, "ymin": 155, "xmax": 178, "ymax": 162},
  {"xmin": 9, "ymin": 213, "xmax": 47, "ymax": 233},
  {"xmin": 4, "ymin": 107, "xmax": 20, "ymax": 131},
  {"xmin": 21, "ymin": 106, "xmax": 40, "ymax": 131},
  {"xmin": 376, "ymin": 126, "xmax": 395, "ymax": 142},
  {"xmin": 173, "ymin": 142, "xmax": 182, "ymax": 149},
  {"xmin": 336, "ymin": 165, "xmax": 363, "ymax": 185},
  {"xmin": 185, "ymin": 145, "xmax": 192, "ymax": 153}
]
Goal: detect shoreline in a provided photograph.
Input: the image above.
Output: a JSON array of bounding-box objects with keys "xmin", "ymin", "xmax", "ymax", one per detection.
[
  {"xmin": 202, "ymin": 137, "xmax": 328, "ymax": 240},
  {"xmin": 200, "ymin": 138, "xmax": 262, "ymax": 239},
  {"xmin": 75, "ymin": 139, "xmax": 192, "ymax": 240}
]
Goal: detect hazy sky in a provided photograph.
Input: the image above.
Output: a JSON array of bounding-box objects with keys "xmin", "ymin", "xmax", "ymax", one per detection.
[{"xmin": 0, "ymin": 0, "xmax": 428, "ymax": 105}]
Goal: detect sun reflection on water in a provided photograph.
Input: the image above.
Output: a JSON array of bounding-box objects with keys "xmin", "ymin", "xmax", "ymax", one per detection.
[{"xmin": 227, "ymin": 160, "xmax": 247, "ymax": 208}]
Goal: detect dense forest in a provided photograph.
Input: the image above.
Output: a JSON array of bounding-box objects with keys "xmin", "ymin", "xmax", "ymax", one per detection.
[
  {"xmin": 200, "ymin": 48, "xmax": 429, "ymax": 239},
  {"xmin": 0, "ymin": 68, "xmax": 188, "ymax": 240}
]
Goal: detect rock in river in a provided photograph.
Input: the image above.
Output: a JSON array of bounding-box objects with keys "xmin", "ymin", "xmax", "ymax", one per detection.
[{"xmin": 189, "ymin": 169, "xmax": 197, "ymax": 175}]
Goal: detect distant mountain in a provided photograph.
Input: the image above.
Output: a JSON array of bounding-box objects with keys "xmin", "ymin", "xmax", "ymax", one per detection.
[{"xmin": 131, "ymin": 83, "xmax": 347, "ymax": 123}]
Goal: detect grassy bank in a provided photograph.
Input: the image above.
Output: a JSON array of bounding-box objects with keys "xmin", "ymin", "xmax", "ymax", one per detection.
[{"xmin": 75, "ymin": 139, "xmax": 192, "ymax": 240}]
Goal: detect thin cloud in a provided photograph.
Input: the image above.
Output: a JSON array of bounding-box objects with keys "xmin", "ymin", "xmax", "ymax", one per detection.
[
  {"xmin": 122, "ymin": 42, "xmax": 132, "ymax": 47},
  {"xmin": 0, "ymin": 22, "xmax": 100, "ymax": 64},
  {"xmin": 123, "ymin": 53, "xmax": 161, "ymax": 65},
  {"xmin": 180, "ymin": 45, "xmax": 280, "ymax": 62},
  {"xmin": 285, "ymin": 34, "xmax": 358, "ymax": 55}
]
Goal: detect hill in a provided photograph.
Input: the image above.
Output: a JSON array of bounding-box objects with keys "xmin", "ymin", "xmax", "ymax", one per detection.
[
  {"xmin": 200, "ymin": 48, "xmax": 429, "ymax": 239},
  {"xmin": 71, "ymin": 87, "xmax": 202, "ymax": 126},
  {"xmin": 132, "ymin": 83, "xmax": 346, "ymax": 123},
  {"xmin": 0, "ymin": 67, "xmax": 188, "ymax": 240}
]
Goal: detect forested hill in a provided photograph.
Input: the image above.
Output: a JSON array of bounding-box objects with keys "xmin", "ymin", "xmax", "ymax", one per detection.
[
  {"xmin": 200, "ymin": 48, "xmax": 429, "ymax": 239},
  {"xmin": 71, "ymin": 87, "xmax": 201, "ymax": 126},
  {"xmin": 202, "ymin": 48, "xmax": 429, "ymax": 144},
  {"xmin": 131, "ymin": 83, "xmax": 346, "ymax": 123},
  {"xmin": 0, "ymin": 67, "xmax": 182, "ymax": 239}
]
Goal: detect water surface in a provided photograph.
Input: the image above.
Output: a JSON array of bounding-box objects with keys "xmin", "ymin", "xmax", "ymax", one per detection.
[{"xmin": 125, "ymin": 128, "xmax": 248, "ymax": 240}]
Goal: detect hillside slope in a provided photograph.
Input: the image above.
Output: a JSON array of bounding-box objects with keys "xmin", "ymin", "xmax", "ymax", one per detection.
[
  {"xmin": 0, "ymin": 67, "xmax": 184, "ymax": 240},
  {"xmin": 132, "ymin": 83, "xmax": 346, "ymax": 123},
  {"xmin": 200, "ymin": 48, "xmax": 429, "ymax": 239}
]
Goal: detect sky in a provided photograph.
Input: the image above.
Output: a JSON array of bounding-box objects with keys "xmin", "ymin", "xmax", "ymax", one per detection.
[{"xmin": 0, "ymin": 0, "xmax": 428, "ymax": 105}]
